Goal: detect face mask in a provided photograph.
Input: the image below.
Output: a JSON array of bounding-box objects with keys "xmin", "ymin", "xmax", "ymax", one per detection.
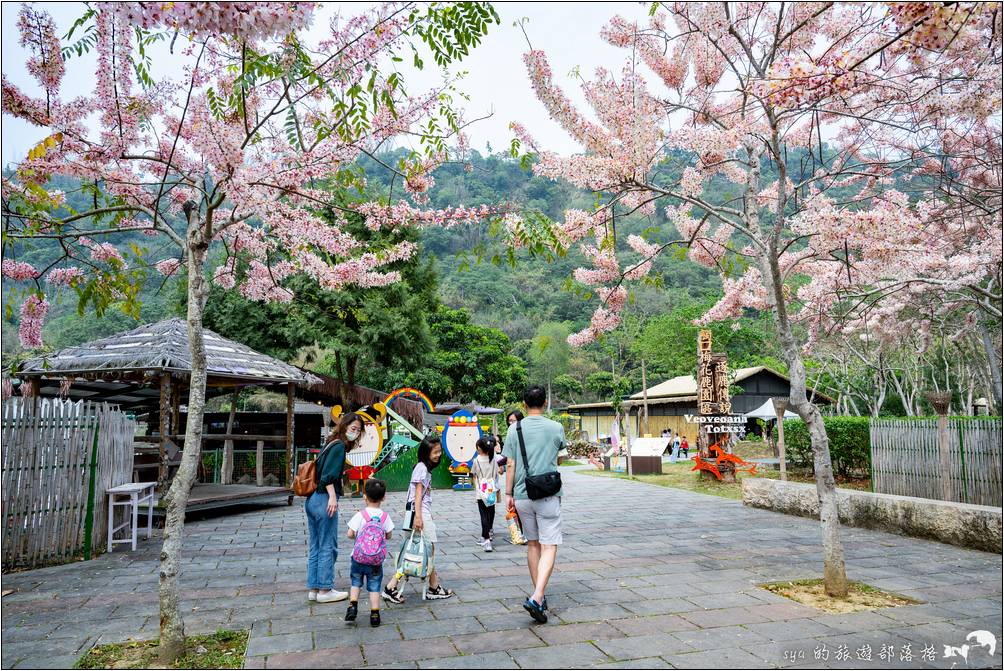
[{"xmin": 346, "ymin": 428, "xmax": 361, "ymax": 441}]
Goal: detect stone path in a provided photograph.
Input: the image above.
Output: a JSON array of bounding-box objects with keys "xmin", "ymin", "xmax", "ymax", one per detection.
[{"xmin": 2, "ymin": 468, "xmax": 1001, "ymax": 669}]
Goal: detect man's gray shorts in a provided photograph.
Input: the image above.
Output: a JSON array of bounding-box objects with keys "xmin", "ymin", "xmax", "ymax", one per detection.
[{"xmin": 514, "ymin": 496, "xmax": 562, "ymax": 545}]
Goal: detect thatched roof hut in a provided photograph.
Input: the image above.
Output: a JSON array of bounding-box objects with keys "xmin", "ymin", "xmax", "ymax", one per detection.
[{"xmin": 15, "ymin": 318, "xmax": 320, "ymax": 486}]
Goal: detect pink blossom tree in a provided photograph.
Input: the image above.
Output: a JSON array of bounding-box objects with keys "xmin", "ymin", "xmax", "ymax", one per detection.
[
  {"xmin": 2, "ymin": 2, "xmax": 498, "ymax": 659},
  {"xmin": 511, "ymin": 2, "xmax": 1001, "ymax": 596}
]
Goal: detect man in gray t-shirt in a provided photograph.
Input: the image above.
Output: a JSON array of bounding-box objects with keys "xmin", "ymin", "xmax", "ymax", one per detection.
[{"xmin": 503, "ymin": 384, "xmax": 567, "ymax": 624}]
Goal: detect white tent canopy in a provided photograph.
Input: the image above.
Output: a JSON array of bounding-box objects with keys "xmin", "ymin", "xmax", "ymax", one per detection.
[{"xmin": 746, "ymin": 399, "xmax": 800, "ymax": 421}]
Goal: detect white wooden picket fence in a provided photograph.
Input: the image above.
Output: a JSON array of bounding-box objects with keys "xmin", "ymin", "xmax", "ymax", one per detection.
[
  {"xmin": 870, "ymin": 418, "xmax": 1002, "ymax": 507},
  {"xmin": 1, "ymin": 399, "xmax": 135, "ymax": 570}
]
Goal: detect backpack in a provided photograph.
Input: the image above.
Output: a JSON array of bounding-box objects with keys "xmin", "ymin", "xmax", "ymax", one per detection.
[
  {"xmin": 292, "ymin": 443, "xmax": 333, "ymax": 497},
  {"xmin": 475, "ymin": 459, "xmax": 497, "ymax": 506},
  {"xmin": 351, "ymin": 510, "xmax": 389, "ymax": 566}
]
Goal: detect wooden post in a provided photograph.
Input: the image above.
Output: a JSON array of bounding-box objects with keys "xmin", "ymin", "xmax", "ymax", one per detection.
[
  {"xmin": 221, "ymin": 389, "xmax": 238, "ymax": 485},
  {"xmin": 772, "ymin": 397, "xmax": 789, "ymax": 481},
  {"xmin": 927, "ymin": 391, "xmax": 953, "ymax": 501},
  {"xmin": 158, "ymin": 373, "xmax": 171, "ymax": 489},
  {"xmin": 624, "ymin": 406, "xmax": 634, "ymax": 477},
  {"xmin": 285, "ymin": 383, "xmax": 295, "ymax": 486},
  {"xmin": 256, "ymin": 440, "xmax": 264, "ymax": 486},
  {"xmin": 641, "ymin": 358, "xmax": 650, "ymax": 437}
]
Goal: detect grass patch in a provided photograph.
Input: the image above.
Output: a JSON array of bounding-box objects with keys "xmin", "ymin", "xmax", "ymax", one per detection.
[
  {"xmin": 75, "ymin": 629, "xmax": 247, "ymax": 669},
  {"xmin": 578, "ymin": 460, "xmax": 748, "ymax": 500},
  {"xmin": 579, "ymin": 459, "xmax": 872, "ymax": 499},
  {"xmin": 760, "ymin": 579, "xmax": 921, "ymax": 614},
  {"xmin": 561, "ymin": 459, "xmax": 584, "ymax": 466}
]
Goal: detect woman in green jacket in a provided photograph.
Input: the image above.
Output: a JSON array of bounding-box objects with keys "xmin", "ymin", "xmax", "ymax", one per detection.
[{"xmin": 306, "ymin": 412, "xmax": 363, "ymax": 603}]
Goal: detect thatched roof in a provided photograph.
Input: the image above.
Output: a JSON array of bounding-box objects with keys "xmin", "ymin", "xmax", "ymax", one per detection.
[{"xmin": 19, "ymin": 318, "xmax": 318, "ymax": 385}]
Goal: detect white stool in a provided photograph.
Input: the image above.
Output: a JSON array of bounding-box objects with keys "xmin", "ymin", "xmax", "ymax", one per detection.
[{"xmin": 106, "ymin": 482, "xmax": 156, "ymax": 552}]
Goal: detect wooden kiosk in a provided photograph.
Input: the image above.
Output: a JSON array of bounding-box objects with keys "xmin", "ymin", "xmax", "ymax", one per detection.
[{"xmin": 15, "ymin": 318, "xmax": 319, "ymax": 511}]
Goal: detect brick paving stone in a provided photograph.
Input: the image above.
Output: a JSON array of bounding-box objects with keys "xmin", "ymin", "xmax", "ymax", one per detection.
[
  {"xmin": 607, "ymin": 615, "xmax": 698, "ymax": 637},
  {"xmin": 534, "ymin": 621, "xmax": 626, "ymax": 646},
  {"xmin": 400, "ymin": 617, "xmax": 486, "ymax": 640},
  {"xmin": 671, "ymin": 624, "xmax": 770, "ymax": 651},
  {"xmin": 742, "ymin": 602, "xmax": 821, "ymax": 621},
  {"xmin": 621, "ymin": 597, "xmax": 695, "ymax": 616},
  {"xmin": 555, "ymin": 603, "xmax": 634, "ymax": 623},
  {"xmin": 362, "ymin": 636, "xmax": 458, "ymax": 666},
  {"xmin": 744, "ymin": 618, "xmax": 844, "ymax": 642},
  {"xmin": 566, "ymin": 588, "xmax": 628, "ymax": 605},
  {"xmin": 451, "ymin": 627, "xmax": 545, "ymax": 655},
  {"xmin": 664, "ymin": 647, "xmax": 767, "ymax": 669},
  {"xmin": 245, "ymin": 631, "xmax": 314, "ymax": 657},
  {"xmin": 592, "ymin": 633, "xmax": 695, "ymax": 660},
  {"xmin": 808, "ymin": 611, "xmax": 901, "ymax": 635},
  {"xmin": 510, "ymin": 641, "xmax": 610, "ymax": 668},
  {"xmin": 685, "ymin": 591, "xmax": 766, "ymax": 610},
  {"xmin": 417, "ymin": 651, "xmax": 519, "ymax": 669},
  {"xmin": 313, "ymin": 623, "xmax": 403, "ymax": 648},
  {"xmin": 477, "ymin": 610, "xmax": 541, "ymax": 632},
  {"xmin": 264, "ymin": 645, "xmax": 364, "ymax": 669},
  {"xmin": 589, "ymin": 657, "xmax": 673, "ymax": 669},
  {"xmin": 679, "ymin": 606, "xmax": 772, "ymax": 628},
  {"xmin": 243, "ymin": 654, "xmax": 267, "ymax": 669}
]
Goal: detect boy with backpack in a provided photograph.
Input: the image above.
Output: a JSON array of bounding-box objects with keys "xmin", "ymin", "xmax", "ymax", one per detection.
[{"xmin": 345, "ymin": 479, "xmax": 394, "ymax": 626}]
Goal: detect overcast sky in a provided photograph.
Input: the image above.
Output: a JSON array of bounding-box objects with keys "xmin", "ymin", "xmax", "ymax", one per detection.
[{"xmin": 1, "ymin": 2, "xmax": 656, "ymax": 166}]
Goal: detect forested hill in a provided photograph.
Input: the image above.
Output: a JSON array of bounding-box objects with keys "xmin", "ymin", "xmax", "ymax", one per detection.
[
  {"xmin": 4, "ymin": 152, "xmax": 722, "ymax": 350},
  {"xmin": 366, "ymin": 150, "xmax": 721, "ymax": 339},
  {"xmin": 5, "ymin": 152, "xmax": 764, "ymax": 408}
]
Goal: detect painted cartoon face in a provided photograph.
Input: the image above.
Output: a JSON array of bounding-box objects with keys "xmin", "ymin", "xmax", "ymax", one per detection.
[
  {"xmin": 346, "ymin": 422, "xmax": 381, "ymax": 467},
  {"xmin": 444, "ymin": 424, "xmax": 479, "ymax": 464}
]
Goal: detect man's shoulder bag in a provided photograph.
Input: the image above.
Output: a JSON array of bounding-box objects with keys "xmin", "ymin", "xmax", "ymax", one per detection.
[{"xmin": 516, "ymin": 421, "xmax": 562, "ymax": 500}]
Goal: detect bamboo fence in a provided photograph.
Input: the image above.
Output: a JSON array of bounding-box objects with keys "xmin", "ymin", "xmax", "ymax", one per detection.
[
  {"xmin": 870, "ymin": 418, "xmax": 1002, "ymax": 507},
  {"xmin": 2, "ymin": 399, "xmax": 134, "ymax": 571}
]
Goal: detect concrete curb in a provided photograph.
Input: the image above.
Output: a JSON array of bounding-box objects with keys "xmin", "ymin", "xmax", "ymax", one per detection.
[{"xmin": 741, "ymin": 477, "xmax": 1003, "ymax": 553}]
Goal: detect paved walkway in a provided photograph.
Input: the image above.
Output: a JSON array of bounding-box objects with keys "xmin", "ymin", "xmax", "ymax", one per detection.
[{"xmin": 2, "ymin": 468, "xmax": 1001, "ymax": 669}]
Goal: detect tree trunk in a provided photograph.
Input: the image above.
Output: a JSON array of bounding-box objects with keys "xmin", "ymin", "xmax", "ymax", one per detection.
[
  {"xmin": 159, "ymin": 205, "xmax": 210, "ymax": 663},
  {"xmin": 760, "ymin": 252, "xmax": 848, "ymax": 598},
  {"xmin": 221, "ymin": 389, "xmax": 237, "ymax": 485},
  {"xmin": 547, "ymin": 375, "xmax": 552, "ymax": 412},
  {"xmin": 979, "ymin": 321, "xmax": 1003, "ymax": 414}
]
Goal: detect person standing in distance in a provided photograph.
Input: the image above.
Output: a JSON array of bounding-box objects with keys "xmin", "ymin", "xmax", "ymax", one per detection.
[{"xmin": 503, "ymin": 385, "xmax": 567, "ymax": 623}]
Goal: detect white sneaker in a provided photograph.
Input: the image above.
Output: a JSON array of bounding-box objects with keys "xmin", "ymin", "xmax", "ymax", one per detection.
[
  {"xmin": 316, "ymin": 590, "xmax": 348, "ymax": 603},
  {"xmin": 484, "ymin": 540, "xmax": 493, "ymax": 552},
  {"xmin": 308, "ymin": 590, "xmax": 317, "ymax": 601}
]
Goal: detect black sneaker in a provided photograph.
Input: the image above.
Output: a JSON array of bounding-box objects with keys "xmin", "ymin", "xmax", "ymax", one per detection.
[
  {"xmin": 345, "ymin": 602, "xmax": 358, "ymax": 622},
  {"xmin": 523, "ymin": 597, "xmax": 548, "ymax": 623},
  {"xmin": 382, "ymin": 585, "xmax": 405, "ymax": 604},
  {"xmin": 542, "ymin": 596, "xmax": 548, "ymax": 611},
  {"xmin": 370, "ymin": 610, "xmax": 381, "ymax": 627}
]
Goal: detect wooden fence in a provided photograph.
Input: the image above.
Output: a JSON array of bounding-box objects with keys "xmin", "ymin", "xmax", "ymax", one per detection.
[
  {"xmin": 2, "ymin": 399, "xmax": 134, "ymax": 571},
  {"xmin": 870, "ymin": 418, "xmax": 1002, "ymax": 507}
]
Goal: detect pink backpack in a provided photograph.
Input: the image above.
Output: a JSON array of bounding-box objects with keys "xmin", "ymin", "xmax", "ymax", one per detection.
[{"xmin": 351, "ymin": 510, "xmax": 388, "ymax": 566}]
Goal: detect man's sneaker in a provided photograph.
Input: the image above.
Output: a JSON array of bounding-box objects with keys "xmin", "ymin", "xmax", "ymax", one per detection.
[
  {"xmin": 316, "ymin": 590, "xmax": 348, "ymax": 603},
  {"xmin": 382, "ymin": 585, "xmax": 405, "ymax": 604},
  {"xmin": 308, "ymin": 590, "xmax": 317, "ymax": 601},
  {"xmin": 484, "ymin": 540, "xmax": 494, "ymax": 552},
  {"xmin": 542, "ymin": 596, "xmax": 548, "ymax": 611},
  {"xmin": 423, "ymin": 584, "xmax": 455, "ymax": 600},
  {"xmin": 344, "ymin": 602, "xmax": 358, "ymax": 622},
  {"xmin": 370, "ymin": 610, "xmax": 381, "ymax": 627}
]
